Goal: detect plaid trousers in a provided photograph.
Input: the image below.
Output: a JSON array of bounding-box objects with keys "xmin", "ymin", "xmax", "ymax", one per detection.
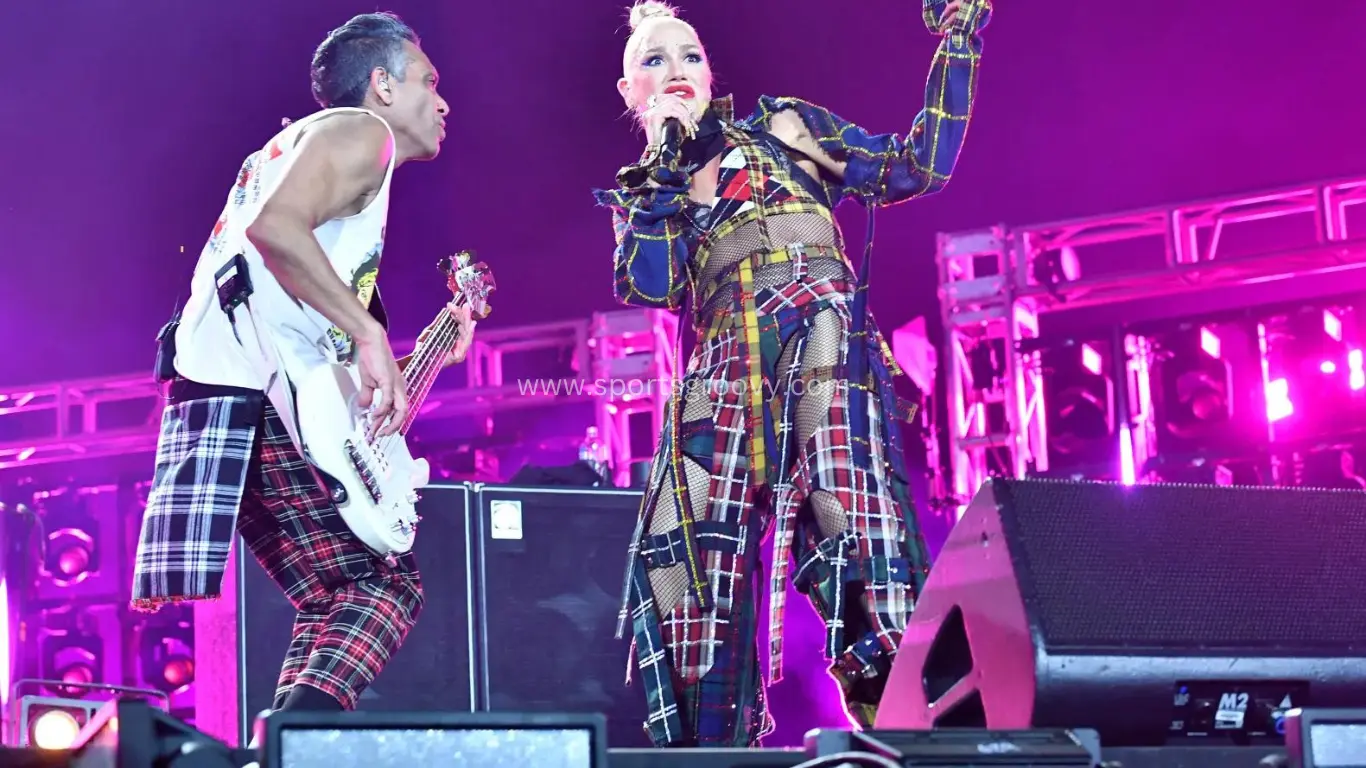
[
  {"xmin": 238, "ymin": 401, "xmax": 424, "ymax": 711},
  {"xmin": 624, "ymin": 279, "xmax": 930, "ymax": 747}
]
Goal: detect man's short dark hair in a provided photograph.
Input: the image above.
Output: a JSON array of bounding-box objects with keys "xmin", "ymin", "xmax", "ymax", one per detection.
[{"xmin": 310, "ymin": 12, "xmax": 421, "ymax": 109}]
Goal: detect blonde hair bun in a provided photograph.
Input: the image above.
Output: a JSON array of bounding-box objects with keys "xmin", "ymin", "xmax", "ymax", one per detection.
[{"xmin": 628, "ymin": 1, "xmax": 678, "ymax": 30}]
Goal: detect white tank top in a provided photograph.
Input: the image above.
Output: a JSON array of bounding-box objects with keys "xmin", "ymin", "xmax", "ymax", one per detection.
[{"xmin": 172, "ymin": 107, "xmax": 396, "ymax": 447}]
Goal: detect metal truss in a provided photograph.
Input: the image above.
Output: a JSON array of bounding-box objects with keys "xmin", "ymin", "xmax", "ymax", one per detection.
[
  {"xmin": 590, "ymin": 309, "xmax": 680, "ymax": 487},
  {"xmin": 0, "ymin": 376, "xmax": 164, "ymax": 471},
  {"xmin": 414, "ymin": 319, "xmax": 597, "ymax": 421},
  {"xmin": 0, "ymin": 310, "xmax": 679, "ymax": 480},
  {"xmin": 938, "ymin": 175, "xmax": 1366, "ymax": 502}
]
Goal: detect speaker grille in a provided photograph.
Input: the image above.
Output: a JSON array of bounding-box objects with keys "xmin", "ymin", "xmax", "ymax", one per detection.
[
  {"xmin": 239, "ymin": 485, "xmax": 474, "ymax": 718},
  {"xmin": 998, "ymin": 479, "xmax": 1366, "ymax": 650},
  {"xmin": 477, "ymin": 487, "xmax": 649, "ymax": 747}
]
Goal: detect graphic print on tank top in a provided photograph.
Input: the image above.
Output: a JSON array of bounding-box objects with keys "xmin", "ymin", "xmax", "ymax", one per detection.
[
  {"xmin": 205, "ymin": 153, "xmax": 261, "ymax": 257},
  {"xmin": 325, "ymin": 243, "xmax": 383, "ymax": 364},
  {"xmin": 206, "ymin": 134, "xmax": 284, "ymax": 260}
]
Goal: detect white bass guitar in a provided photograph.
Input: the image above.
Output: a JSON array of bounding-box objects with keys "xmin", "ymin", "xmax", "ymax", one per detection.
[{"xmin": 295, "ymin": 252, "xmax": 495, "ymax": 556}]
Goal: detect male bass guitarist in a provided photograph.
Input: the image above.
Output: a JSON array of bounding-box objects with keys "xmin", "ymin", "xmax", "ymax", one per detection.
[{"xmin": 130, "ymin": 12, "xmax": 474, "ymax": 715}]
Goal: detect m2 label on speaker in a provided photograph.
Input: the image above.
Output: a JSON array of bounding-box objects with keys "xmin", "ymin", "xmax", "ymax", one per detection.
[
  {"xmin": 1170, "ymin": 680, "xmax": 1306, "ymax": 741},
  {"xmin": 489, "ymin": 500, "xmax": 524, "ymax": 540},
  {"xmin": 1214, "ymin": 692, "xmax": 1248, "ymax": 729}
]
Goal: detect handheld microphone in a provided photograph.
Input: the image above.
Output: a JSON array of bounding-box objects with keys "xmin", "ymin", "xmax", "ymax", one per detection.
[
  {"xmin": 649, "ymin": 117, "xmax": 685, "ymax": 184},
  {"xmin": 659, "ymin": 117, "xmax": 684, "ymax": 154}
]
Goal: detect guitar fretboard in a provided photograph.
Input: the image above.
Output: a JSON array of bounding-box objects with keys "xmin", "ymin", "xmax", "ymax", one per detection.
[{"xmin": 398, "ymin": 304, "xmax": 462, "ymax": 435}]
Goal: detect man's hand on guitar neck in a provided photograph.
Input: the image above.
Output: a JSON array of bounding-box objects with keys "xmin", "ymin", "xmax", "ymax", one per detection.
[
  {"xmin": 439, "ymin": 302, "xmax": 476, "ymax": 366},
  {"xmin": 397, "ymin": 301, "xmax": 477, "ymax": 372}
]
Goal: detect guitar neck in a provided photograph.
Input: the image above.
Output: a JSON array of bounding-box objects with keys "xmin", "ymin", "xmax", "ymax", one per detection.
[{"xmin": 399, "ymin": 302, "xmax": 464, "ymax": 435}]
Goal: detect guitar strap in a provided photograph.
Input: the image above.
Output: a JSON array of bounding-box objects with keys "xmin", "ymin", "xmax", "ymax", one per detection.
[{"xmin": 153, "ymin": 302, "xmax": 183, "ymax": 386}]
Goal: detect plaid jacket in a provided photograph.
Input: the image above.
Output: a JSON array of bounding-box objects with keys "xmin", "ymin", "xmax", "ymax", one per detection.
[{"xmin": 131, "ymin": 392, "xmax": 263, "ymax": 610}]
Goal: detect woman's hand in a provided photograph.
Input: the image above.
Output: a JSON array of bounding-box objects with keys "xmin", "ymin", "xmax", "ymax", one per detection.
[
  {"xmin": 926, "ymin": 0, "xmax": 991, "ymax": 35},
  {"xmin": 641, "ymin": 93, "xmax": 698, "ymax": 149}
]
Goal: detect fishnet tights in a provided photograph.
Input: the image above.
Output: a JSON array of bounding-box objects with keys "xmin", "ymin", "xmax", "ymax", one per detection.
[
  {"xmin": 645, "ymin": 391, "xmax": 714, "ymax": 615},
  {"xmin": 646, "ymin": 308, "xmax": 853, "ymax": 615},
  {"xmin": 778, "ymin": 308, "xmax": 852, "ymax": 541}
]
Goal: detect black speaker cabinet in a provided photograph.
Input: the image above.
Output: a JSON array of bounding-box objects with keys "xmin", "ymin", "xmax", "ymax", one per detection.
[
  {"xmin": 195, "ymin": 482, "xmax": 476, "ymax": 745},
  {"xmin": 472, "ymin": 485, "xmax": 651, "ymax": 748},
  {"xmin": 878, "ymin": 477, "xmax": 1366, "ymax": 747}
]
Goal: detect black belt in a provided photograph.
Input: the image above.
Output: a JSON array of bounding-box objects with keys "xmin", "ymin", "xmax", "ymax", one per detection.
[{"xmin": 167, "ymin": 376, "xmax": 261, "ymax": 404}]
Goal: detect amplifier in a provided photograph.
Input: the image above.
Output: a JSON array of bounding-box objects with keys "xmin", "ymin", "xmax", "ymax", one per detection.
[
  {"xmin": 194, "ymin": 483, "xmax": 476, "ymax": 746},
  {"xmin": 194, "ymin": 482, "xmax": 653, "ymax": 748},
  {"xmin": 472, "ymin": 484, "xmax": 651, "ymax": 747}
]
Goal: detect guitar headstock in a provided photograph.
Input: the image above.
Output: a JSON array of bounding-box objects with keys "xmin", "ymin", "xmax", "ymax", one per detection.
[{"xmin": 439, "ymin": 251, "xmax": 496, "ymax": 320}]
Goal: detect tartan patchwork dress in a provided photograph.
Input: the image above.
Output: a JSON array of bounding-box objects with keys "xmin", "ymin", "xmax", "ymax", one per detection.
[{"xmin": 593, "ymin": 3, "xmax": 988, "ymax": 747}]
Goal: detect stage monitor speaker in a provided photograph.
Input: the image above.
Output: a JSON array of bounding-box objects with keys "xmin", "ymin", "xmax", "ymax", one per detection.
[
  {"xmin": 262, "ymin": 711, "xmax": 608, "ymax": 768},
  {"xmin": 877, "ymin": 477, "xmax": 1366, "ymax": 747},
  {"xmin": 195, "ymin": 483, "xmax": 476, "ymax": 746},
  {"xmin": 472, "ymin": 485, "xmax": 650, "ymax": 747}
]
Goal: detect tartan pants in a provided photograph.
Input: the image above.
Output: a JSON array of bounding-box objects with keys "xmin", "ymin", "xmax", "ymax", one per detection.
[
  {"xmin": 625, "ymin": 291, "xmax": 930, "ymax": 747},
  {"xmin": 237, "ymin": 402, "xmax": 424, "ymax": 711}
]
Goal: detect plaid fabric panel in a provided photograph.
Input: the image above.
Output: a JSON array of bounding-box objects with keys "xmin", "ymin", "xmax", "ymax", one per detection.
[
  {"xmin": 627, "ymin": 294, "xmax": 926, "ymax": 746},
  {"xmin": 236, "ymin": 402, "xmax": 423, "ymax": 711},
  {"xmin": 627, "ymin": 556, "xmax": 686, "ymax": 745},
  {"xmin": 659, "ymin": 331, "xmax": 758, "ymax": 678},
  {"xmin": 742, "ymin": 0, "xmax": 989, "ymax": 208},
  {"xmin": 783, "ymin": 333, "xmax": 932, "ymax": 729},
  {"xmin": 627, "ymin": 326, "xmax": 772, "ymax": 746},
  {"xmin": 593, "ymin": 162, "xmax": 696, "ymax": 311},
  {"xmin": 778, "ymin": 352, "xmax": 917, "ymax": 654},
  {"xmin": 131, "ymin": 393, "xmax": 263, "ymax": 610}
]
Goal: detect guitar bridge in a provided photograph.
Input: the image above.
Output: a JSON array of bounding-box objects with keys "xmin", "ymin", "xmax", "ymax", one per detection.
[{"xmin": 344, "ymin": 439, "xmax": 383, "ymax": 503}]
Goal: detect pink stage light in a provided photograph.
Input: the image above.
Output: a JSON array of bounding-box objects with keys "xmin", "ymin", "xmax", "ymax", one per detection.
[
  {"xmin": 1200, "ymin": 327, "xmax": 1221, "ymax": 359},
  {"xmin": 1266, "ymin": 378, "xmax": 1293, "ymax": 422},
  {"xmin": 1119, "ymin": 424, "xmax": 1136, "ymax": 485},
  {"xmin": 1324, "ymin": 310, "xmax": 1343, "ymax": 342},
  {"xmin": 0, "ymin": 576, "xmax": 8, "ymax": 710},
  {"xmin": 1349, "ymin": 349, "xmax": 1364, "ymax": 391},
  {"xmin": 1321, "ymin": 360, "xmax": 1337, "ymax": 375},
  {"xmin": 1081, "ymin": 344, "xmax": 1102, "ymax": 376}
]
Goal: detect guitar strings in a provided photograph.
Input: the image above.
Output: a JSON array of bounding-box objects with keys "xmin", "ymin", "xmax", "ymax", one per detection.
[
  {"xmin": 403, "ymin": 300, "xmax": 465, "ymax": 431},
  {"xmin": 398, "ymin": 319, "xmax": 455, "ymax": 437},
  {"xmin": 371, "ymin": 318, "xmax": 455, "ymax": 463},
  {"xmin": 376, "ymin": 309, "xmax": 456, "ymax": 454},
  {"xmin": 371, "ymin": 300, "xmax": 465, "ymax": 461}
]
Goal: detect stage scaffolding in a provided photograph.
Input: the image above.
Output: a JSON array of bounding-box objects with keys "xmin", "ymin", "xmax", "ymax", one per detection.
[
  {"xmin": 10, "ymin": 174, "xmax": 1366, "ymax": 495},
  {"xmin": 937, "ymin": 175, "xmax": 1366, "ymax": 506}
]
